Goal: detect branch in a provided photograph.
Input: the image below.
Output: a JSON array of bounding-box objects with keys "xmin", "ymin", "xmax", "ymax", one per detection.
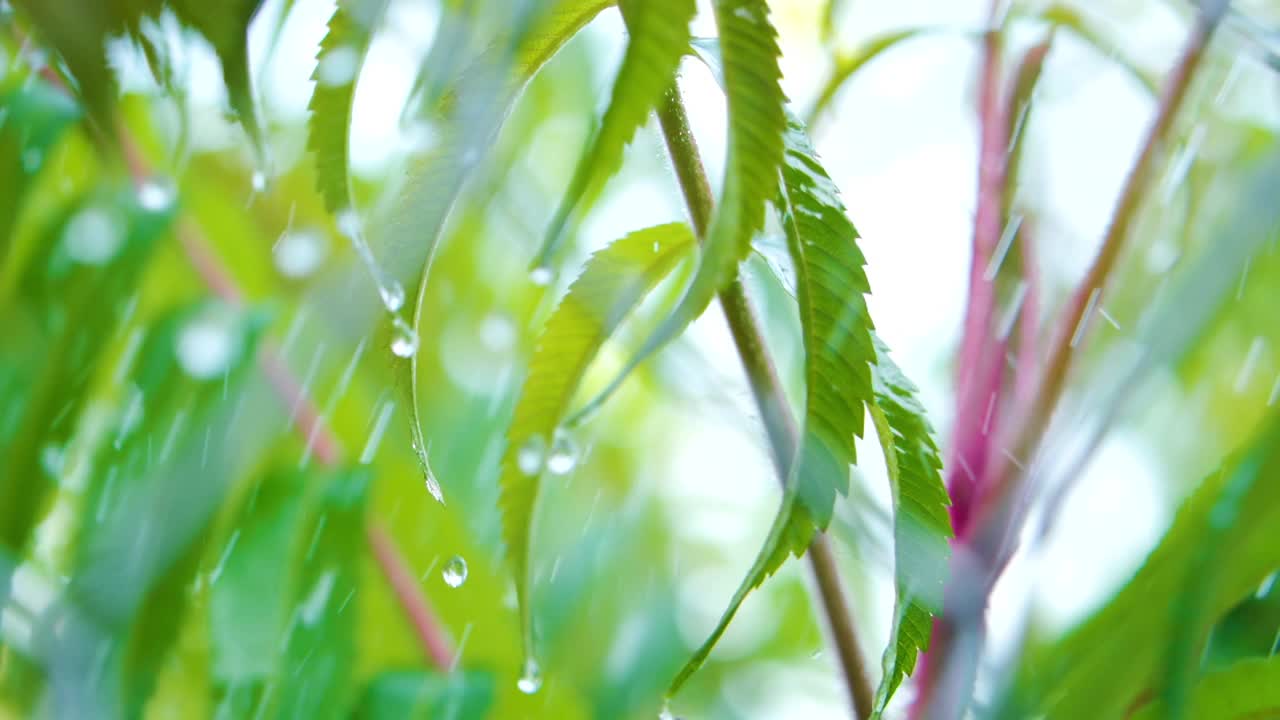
[{"xmin": 656, "ymin": 87, "xmax": 874, "ymax": 719}]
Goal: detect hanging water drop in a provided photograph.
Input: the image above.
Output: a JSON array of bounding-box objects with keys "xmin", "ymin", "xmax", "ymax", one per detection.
[
  {"xmin": 530, "ymin": 267, "xmax": 553, "ymax": 287},
  {"xmin": 441, "ymin": 556, "xmax": 468, "ymax": 588},
  {"xmin": 546, "ymin": 430, "xmax": 578, "ymax": 476},
  {"xmin": 379, "ymin": 281, "xmax": 405, "ymax": 313},
  {"xmin": 516, "ymin": 434, "xmax": 546, "ymax": 476},
  {"xmin": 658, "ymin": 701, "xmax": 675, "ymax": 720},
  {"xmin": 251, "ymin": 169, "xmax": 267, "ymax": 193},
  {"xmin": 390, "ymin": 316, "xmax": 418, "ymax": 358},
  {"xmin": 517, "ymin": 658, "xmax": 542, "ymax": 694}
]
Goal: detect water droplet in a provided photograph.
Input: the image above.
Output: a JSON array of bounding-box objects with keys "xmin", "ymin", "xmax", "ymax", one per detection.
[
  {"xmin": 545, "ymin": 430, "xmax": 578, "ymax": 476},
  {"xmin": 22, "ymin": 149, "xmax": 42, "ymax": 173},
  {"xmin": 653, "ymin": 240, "xmax": 660, "ymax": 253},
  {"xmin": 390, "ymin": 316, "xmax": 418, "ymax": 358},
  {"xmin": 516, "ymin": 435, "xmax": 545, "ymax": 476},
  {"xmin": 479, "ymin": 312, "xmax": 515, "ymax": 352},
  {"xmin": 530, "ymin": 267, "xmax": 553, "ymax": 286},
  {"xmin": 517, "ymin": 659, "xmax": 542, "ymax": 694},
  {"xmin": 40, "ymin": 444, "xmax": 64, "ymax": 478},
  {"xmin": 299, "ymin": 569, "xmax": 336, "ymax": 625},
  {"xmin": 442, "ymin": 556, "xmax": 468, "ymax": 588},
  {"xmin": 274, "ymin": 229, "xmax": 328, "ymax": 279},
  {"xmin": 317, "ymin": 46, "xmax": 359, "ymax": 87},
  {"xmin": 176, "ymin": 309, "xmax": 241, "ymax": 380},
  {"xmin": 251, "ymin": 170, "xmax": 267, "ymax": 193},
  {"xmin": 659, "ymin": 701, "xmax": 675, "ymax": 720},
  {"xmin": 64, "ymin": 204, "xmax": 125, "ymax": 265},
  {"xmin": 379, "ymin": 281, "xmax": 405, "ymax": 313},
  {"xmin": 138, "ymin": 180, "xmax": 176, "ymax": 211}
]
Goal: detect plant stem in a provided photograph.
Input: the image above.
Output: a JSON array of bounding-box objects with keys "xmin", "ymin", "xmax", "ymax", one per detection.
[
  {"xmin": 367, "ymin": 523, "xmax": 456, "ymax": 670},
  {"xmin": 656, "ymin": 86, "xmax": 874, "ymax": 720}
]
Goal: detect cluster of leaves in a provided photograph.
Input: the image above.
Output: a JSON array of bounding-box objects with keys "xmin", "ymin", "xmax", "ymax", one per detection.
[{"xmin": 3, "ymin": 0, "xmax": 1280, "ymax": 718}]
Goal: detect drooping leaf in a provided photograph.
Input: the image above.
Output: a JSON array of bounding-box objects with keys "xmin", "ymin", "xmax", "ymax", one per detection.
[
  {"xmin": 570, "ymin": 0, "xmax": 787, "ymax": 422},
  {"xmin": 307, "ymin": 0, "xmax": 391, "ymax": 213},
  {"xmin": 388, "ymin": 0, "xmax": 615, "ymax": 500},
  {"xmin": 275, "ymin": 467, "xmax": 371, "ymax": 718},
  {"xmin": 667, "ymin": 114, "xmax": 878, "ymax": 696},
  {"xmin": 530, "ymin": 0, "xmax": 696, "ymax": 268},
  {"xmin": 166, "ymin": 0, "xmax": 268, "ymax": 157},
  {"xmin": 1002, "ymin": 411, "xmax": 1280, "ymax": 719},
  {"xmin": 1130, "ymin": 656, "xmax": 1280, "ymax": 720},
  {"xmin": 353, "ymin": 670, "xmax": 495, "ymax": 720},
  {"xmin": 868, "ymin": 335, "xmax": 952, "ymax": 715},
  {"xmin": 499, "ymin": 222, "xmax": 695, "ymax": 658}
]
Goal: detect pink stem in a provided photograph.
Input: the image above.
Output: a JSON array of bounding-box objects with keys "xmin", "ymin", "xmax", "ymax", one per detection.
[{"xmin": 366, "ymin": 523, "xmax": 456, "ymax": 671}]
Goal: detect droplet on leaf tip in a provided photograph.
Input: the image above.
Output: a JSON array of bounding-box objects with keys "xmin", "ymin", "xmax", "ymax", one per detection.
[
  {"xmin": 390, "ymin": 316, "xmax": 418, "ymax": 358},
  {"xmin": 546, "ymin": 430, "xmax": 578, "ymax": 476},
  {"xmin": 517, "ymin": 658, "xmax": 542, "ymax": 694},
  {"xmin": 516, "ymin": 435, "xmax": 546, "ymax": 476}
]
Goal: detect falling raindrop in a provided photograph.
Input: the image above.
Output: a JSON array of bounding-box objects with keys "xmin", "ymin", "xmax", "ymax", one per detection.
[
  {"xmin": 516, "ymin": 434, "xmax": 546, "ymax": 476},
  {"xmin": 64, "ymin": 204, "xmax": 125, "ymax": 265},
  {"xmin": 517, "ymin": 658, "xmax": 542, "ymax": 695},
  {"xmin": 442, "ymin": 556, "xmax": 468, "ymax": 588},
  {"xmin": 316, "ymin": 46, "xmax": 360, "ymax": 87},
  {"xmin": 529, "ymin": 267, "xmax": 553, "ymax": 287},
  {"xmin": 137, "ymin": 180, "xmax": 176, "ymax": 212},
  {"xmin": 390, "ymin": 316, "xmax": 418, "ymax": 358},
  {"xmin": 545, "ymin": 430, "xmax": 578, "ymax": 476},
  {"xmin": 176, "ymin": 310, "xmax": 241, "ymax": 380},
  {"xmin": 273, "ymin": 229, "xmax": 328, "ymax": 279}
]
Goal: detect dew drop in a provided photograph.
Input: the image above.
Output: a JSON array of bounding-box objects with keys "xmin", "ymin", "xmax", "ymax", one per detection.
[
  {"xmin": 545, "ymin": 430, "xmax": 578, "ymax": 476},
  {"xmin": 176, "ymin": 309, "xmax": 241, "ymax": 380},
  {"xmin": 251, "ymin": 169, "xmax": 267, "ymax": 193},
  {"xmin": 379, "ymin": 281, "xmax": 405, "ymax": 313},
  {"xmin": 442, "ymin": 555, "xmax": 468, "ymax": 588},
  {"xmin": 273, "ymin": 229, "xmax": 328, "ymax": 279},
  {"xmin": 317, "ymin": 46, "xmax": 360, "ymax": 87},
  {"xmin": 390, "ymin": 316, "xmax": 419, "ymax": 358},
  {"xmin": 64, "ymin": 204, "xmax": 125, "ymax": 265},
  {"xmin": 529, "ymin": 267, "xmax": 553, "ymax": 287},
  {"xmin": 516, "ymin": 435, "xmax": 546, "ymax": 476},
  {"xmin": 517, "ymin": 658, "xmax": 542, "ymax": 695},
  {"xmin": 138, "ymin": 180, "xmax": 176, "ymax": 212}
]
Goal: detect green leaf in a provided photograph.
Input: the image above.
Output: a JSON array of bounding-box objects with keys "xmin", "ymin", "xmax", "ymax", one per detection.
[
  {"xmin": 868, "ymin": 335, "xmax": 952, "ymax": 715},
  {"xmin": 569, "ymin": 0, "xmax": 787, "ymax": 422},
  {"xmin": 353, "ymin": 670, "xmax": 495, "ymax": 720},
  {"xmin": 1003, "ymin": 412, "xmax": 1280, "ymax": 719},
  {"xmin": 388, "ymin": 0, "xmax": 615, "ymax": 501},
  {"xmin": 666, "ymin": 114, "xmax": 879, "ymax": 696},
  {"xmin": 0, "ymin": 186, "xmax": 172, "ymax": 550},
  {"xmin": 1130, "ymin": 657, "xmax": 1280, "ymax": 720},
  {"xmin": 499, "ymin": 222, "xmax": 695, "ymax": 659},
  {"xmin": 166, "ymin": 0, "xmax": 268, "ymax": 156},
  {"xmin": 307, "ymin": 0, "xmax": 391, "ymax": 213},
  {"xmin": 276, "ymin": 468, "xmax": 372, "ymax": 719},
  {"xmin": 531, "ymin": 0, "xmax": 696, "ymax": 268}
]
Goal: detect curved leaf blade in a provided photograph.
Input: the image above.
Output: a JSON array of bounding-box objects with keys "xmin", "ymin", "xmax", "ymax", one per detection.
[
  {"xmin": 307, "ymin": 0, "xmax": 390, "ymax": 213},
  {"xmin": 571, "ymin": 0, "xmax": 787, "ymax": 422},
  {"xmin": 1130, "ymin": 657, "xmax": 1280, "ymax": 720},
  {"xmin": 868, "ymin": 335, "xmax": 952, "ymax": 715},
  {"xmin": 531, "ymin": 0, "xmax": 697, "ymax": 268},
  {"xmin": 499, "ymin": 223, "xmax": 695, "ymax": 657},
  {"xmin": 668, "ymin": 114, "xmax": 877, "ymax": 697}
]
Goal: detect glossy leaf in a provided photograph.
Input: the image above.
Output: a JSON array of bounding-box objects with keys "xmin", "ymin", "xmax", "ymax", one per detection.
[
  {"xmin": 1130, "ymin": 656, "xmax": 1280, "ymax": 720},
  {"xmin": 571, "ymin": 0, "xmax": 787, "ymax": 421},
  {"xmin": 307, "ymin": 0, "xmax": 391, "ymax": 213},
  {"xmin": 531, "ymin": 0, "xmax": 696, "ymax": 268},
  {"xmin": 499, "ymin": 222, "xmax": 695, "ymax": 657},
  {"xmin": 667, "ymin": 114, "xmax": 880, "ymax": 696},
  {"xmin": 868, "ymin": 335, "xmax": 952, "ymax": 714}
]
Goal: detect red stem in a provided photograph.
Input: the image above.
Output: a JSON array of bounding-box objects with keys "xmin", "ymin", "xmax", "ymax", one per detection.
[{"xmin": 366, "ymin": 523, "xmax": 456, "ymax": 670}]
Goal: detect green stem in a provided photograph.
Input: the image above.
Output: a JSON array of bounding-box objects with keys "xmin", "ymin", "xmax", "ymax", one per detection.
[{"xmin": 656, "ymin": 87, "xmax": 874, "ymax": 720}]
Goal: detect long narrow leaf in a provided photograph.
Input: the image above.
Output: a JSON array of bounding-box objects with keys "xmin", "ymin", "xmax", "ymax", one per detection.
[
  {"xmin": 571, "ymin": 0, "xmax": 787, "ymax": 422},
  {"xmin": 499, "ymin": 222, "xmax": 695, "ymax": 660},
  {"xmin": 531, "ymin": 0, "xmax": 696, "ymax": 268}
]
